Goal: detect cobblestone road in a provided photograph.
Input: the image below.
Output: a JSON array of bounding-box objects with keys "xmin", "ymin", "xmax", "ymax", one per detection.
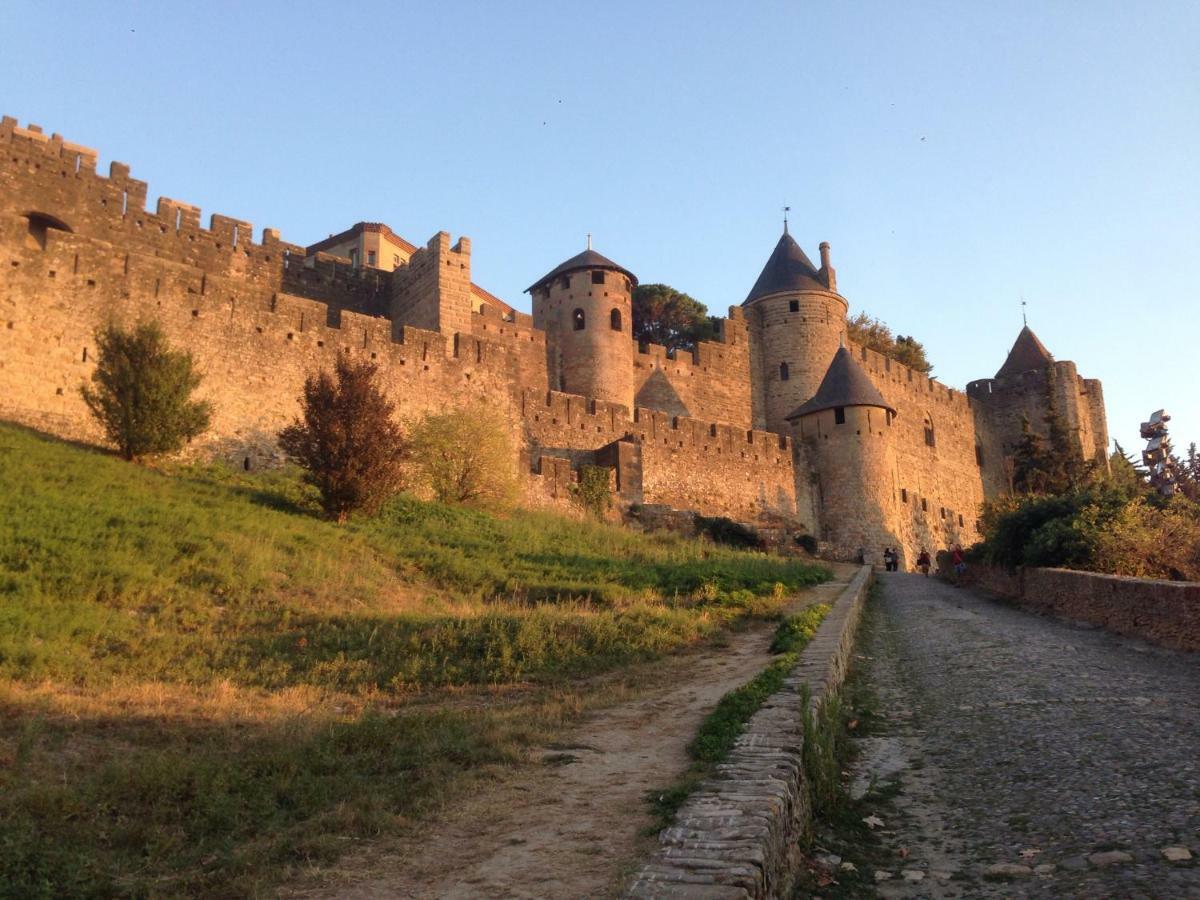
[{"xmin": 849, "ymin": 572, "xmax": 1199, "ymax": 898}]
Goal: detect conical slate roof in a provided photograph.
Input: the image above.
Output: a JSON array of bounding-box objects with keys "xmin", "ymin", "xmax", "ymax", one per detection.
[
  {"xmin": 743, "ymin": 231, "xmax": 828, "ymax": 304},
  {"xmin": 995, "ymin": 325, "xmax": 1053, "ymax": 378},
  {"xmin": 526, "ymin": 248, "xmax": 637, "ymax": 293},
  {"xmin": 785, "ymin": 347, "xmax": 896, "ymax": 420}
]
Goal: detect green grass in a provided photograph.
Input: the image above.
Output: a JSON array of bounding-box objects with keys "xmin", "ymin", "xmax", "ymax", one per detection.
[
  {"xmin": 0, "ymin": 422, "xmax": 829, "ymax": 690},
  {"xmin": 0, "ymin": 422, "xmax": 831, "ymax": 896},
  {"xmin": 646, "ymin": 603, "xmax": 830, "ymax": 830}
]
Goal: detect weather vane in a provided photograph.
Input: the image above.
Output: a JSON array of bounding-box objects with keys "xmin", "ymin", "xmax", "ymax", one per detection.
[
  {"xmin": 1021, "ymin": 296, "xmax": 1028, "ymax": 326},
  {"xmin": 782, "ymin": 205, "xmax": 791, "ymax": 234}
]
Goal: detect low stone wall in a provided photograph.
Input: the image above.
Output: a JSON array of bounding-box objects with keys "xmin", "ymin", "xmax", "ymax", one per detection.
[
  {"xmin": 627, "ymin": 565, "xmax": 873, "ymax": 899},
  {"xmin": 975, "ymin": 566, "xmax": 1200, "ymax": 653}
]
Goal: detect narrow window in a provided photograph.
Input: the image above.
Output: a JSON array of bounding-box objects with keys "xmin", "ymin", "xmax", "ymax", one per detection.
[
  {"xmin": 788, "ymin": 299, "xmax": 799, "ymax": 312},
  {"xmin": 921, "ymin": 498, "xmax": 928, "ymax": 512},
  {"xmin": 780, "ymin": 362, "xmax": 789, "ymax": 381},
  {"xmin": 924, "ymin": 416, "xmax": 936, "ymax": 448},
  {"xmin": 82, "ymin": 347, "xmax": 88, "ymax": 362},
  {"xmin": 573, "ymin": 308, "xmax": 585, "ymax": 331},
  {"xmin": 393, "ymin": 254, "xmax": 400, "ymax": 267},
  {"xmin": 610, "ymin": 308, "xmax": 622, "ymax": 331},
  {"xmin": 834, "ymin": 406, "xmax": 846, "ymax": 425},
  {"xmin": 349, "ymin": 248, "xmax": 359, "ymax": 268},
  {"xmin": 367, "ymin": 250, "xmax": 376, "ymax": 267},
  {"xmin": 243, "ymin": 457, "xmax": 251, "ymax": 471},
  {"xmin": 591, "ymin": 270, "xmax": 605, "ymax": 285},
  {"xmin": 959, "ymin": 514, "xmax": 964, "ymax": 527},
  {"xmin": 901, "ymin": 488, "xmax": 908, "ymax": 504}
]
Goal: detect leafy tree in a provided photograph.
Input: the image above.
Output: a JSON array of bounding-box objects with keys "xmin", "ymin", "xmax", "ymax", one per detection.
[
  {"xmin": 1110, "ymin": 441, "xmax": 1148, "ymax": 494},
  {"xmin": 632, "ymin": 283, "xmax": 716, "ymax": 352},
  {"xmin": 279, "ymin": 355, "xmax": 407, "ymax": 523},
  {"xmin": 81, "ymin": 321, "xmax": 211, "ymax": 461},
  {"xmin": 408, "ymin": 403, "xmax": 518, "ymax": 508},
  {"xmin": 846, "ymin": 312, "xmax": 933, "ymax": 374}
]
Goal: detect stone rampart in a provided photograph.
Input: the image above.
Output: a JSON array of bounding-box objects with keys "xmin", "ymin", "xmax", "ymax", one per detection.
[
  {"xmin": 628, "ymin": 565, "xmax": 872, "ymax": 899},
  {"xmin": 634, "ymin": 308, "xmax": 753, "ymax": 429},
  {"xmin": 975, "ymin": 566, "xmax": 1200, "ymax": 652}
]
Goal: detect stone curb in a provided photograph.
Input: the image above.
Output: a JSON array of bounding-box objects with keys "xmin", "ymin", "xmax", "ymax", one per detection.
[{"xmin": 627, "ymin": 565, "xmax": 874, "ymax": 899}]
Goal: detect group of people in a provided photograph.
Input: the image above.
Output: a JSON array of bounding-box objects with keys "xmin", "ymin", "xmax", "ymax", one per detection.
[{"xmin": 874, "ymin": 544, "xmax": 966, "ymax": 579}]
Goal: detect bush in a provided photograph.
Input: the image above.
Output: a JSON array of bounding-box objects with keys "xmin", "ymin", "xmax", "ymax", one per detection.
[
  {"xmin": 571, "ymin": 465, "xmax": 613, "ymax": 520},
  {"xmin": 80, "ymin": 321, "xmax": 211, "ymax": 461},
  {"xmin": 795, "ymin": 533, "xmax": 819, "ymax": 555},
  {"xmin": 695, "ymin": 516, "xmax": 763, "ymax": 550},
  {"xmin": 974, "ymin": 482, "xmax": 1200, "ymax": 581},
  {"xmin": 278, "ymin": 355, "xmax": 407, "ymax": 522},
  {"xmin": 408, "ymin": 403, "xmax": 519, "ymax": 509}
]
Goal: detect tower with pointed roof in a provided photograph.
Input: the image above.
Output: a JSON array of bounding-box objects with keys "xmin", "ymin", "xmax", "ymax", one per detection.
[
  {"xmin": 968, "ymin": 324, "xmax": 1109, "ymax": 495},
  {"xmin": 787, "ymin": 347, "xmax": 902, "ymax": 559},
  {"xmin": 743, "ymin": 229, "xmax": 846, "ymax": 433},
  {"xmin": 527, "ymin": 244, "xmax": 638, "ymax": 411}
]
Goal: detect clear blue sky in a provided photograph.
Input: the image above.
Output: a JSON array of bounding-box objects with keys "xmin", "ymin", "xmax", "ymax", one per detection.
[{"xmin": 4, "ymin": 1, "xmax": 1197, "ymax": 453}]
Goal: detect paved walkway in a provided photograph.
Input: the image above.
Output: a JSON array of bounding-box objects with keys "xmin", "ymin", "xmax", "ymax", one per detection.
[{"xmin": 847, "ymin": 572, "xmax": 1199, "ymax": 898}]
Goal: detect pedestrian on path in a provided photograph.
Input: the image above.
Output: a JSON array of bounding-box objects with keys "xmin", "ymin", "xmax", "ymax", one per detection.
[
  {"xmin": 917, "ymin": 548, "xmax": 931, "ymax": 576},
  {"xmin": 952, "ymin": 544, "xmax": 966, "ymax": 583}
]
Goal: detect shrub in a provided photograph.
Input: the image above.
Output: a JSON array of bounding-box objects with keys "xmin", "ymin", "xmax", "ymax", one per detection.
[
  {"xmin": 80, "ymin": 321, "xmax": 211, "ymax": 461},
  {"xmin": 408, "ymin": 403, "xmax": 518, "ymax": 509},
  {"xmin": 794, "ymin": 533, "xmax": 819, "ymax": 555},
  {"xmin": 571, "ymin": 465, "xmax": 613, "ymax": 520},
  {"xmin": 695, "ymin": 515, "xmax": 763, "ymax": 550},
  {"xmin": 278, "ymin": 355, "xmax": 407, "ymax": 522}
]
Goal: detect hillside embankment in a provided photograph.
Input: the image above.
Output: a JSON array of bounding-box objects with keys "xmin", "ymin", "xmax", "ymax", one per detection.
[{"xmin": 0, "ymin": 422, "xmax": 829, "ymax": 897}]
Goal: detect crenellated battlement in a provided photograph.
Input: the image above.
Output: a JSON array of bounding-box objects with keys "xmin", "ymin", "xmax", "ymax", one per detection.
[{"xmin": 0, "ymin": 114, "xmax": 1108, "ymax": 548}]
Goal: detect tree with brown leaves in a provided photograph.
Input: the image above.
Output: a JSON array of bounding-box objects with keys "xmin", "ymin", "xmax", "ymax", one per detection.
[{"xmin": 279, "ymin": 355, "xmax": 407, "ymax": 523}]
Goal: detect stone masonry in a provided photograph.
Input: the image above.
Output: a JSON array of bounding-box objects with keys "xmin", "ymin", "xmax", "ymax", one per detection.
[{"xmin": 0, "ymin": 117, "xmax": 1108, "ymax": 559}]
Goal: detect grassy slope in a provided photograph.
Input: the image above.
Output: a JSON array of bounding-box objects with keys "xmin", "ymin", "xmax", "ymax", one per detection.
[{"xmin": 0, "ymin": 423, "xmax": 829, "ymax": 897}]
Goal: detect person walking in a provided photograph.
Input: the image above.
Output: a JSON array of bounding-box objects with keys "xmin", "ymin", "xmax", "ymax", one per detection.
[
  {"xmin": 951, "ymin": 544, "xmax": 967, "ymax": 583},
  {"xmin": 917, "ymin": 548, "xmax": 931, "ymax": 577}
]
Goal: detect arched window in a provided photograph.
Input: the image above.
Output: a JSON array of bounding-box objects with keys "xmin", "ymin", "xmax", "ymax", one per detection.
[
  {"xmin": 923, "ymin": 415, "xmax": 936, "ymax": 448},
  {"xmin": 780, "ymin": 362, "xmax": 790, "ymax": 381},
  {"xmin": 610, "ymin": 308, "xmax": 622, "ymax": 331},
  {"xmin": 573, "ymin": 308, "xmax": 585, "ymax": 331}
]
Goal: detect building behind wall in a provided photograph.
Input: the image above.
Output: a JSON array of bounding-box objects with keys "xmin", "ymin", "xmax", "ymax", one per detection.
[{"xmin": 0, "ymin": 116, "xmax": 1108, "ymax": 565}]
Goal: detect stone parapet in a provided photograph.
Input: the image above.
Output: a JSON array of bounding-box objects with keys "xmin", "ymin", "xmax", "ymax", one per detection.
[
  {"xmin": 974, "ymin": 566, "xmax": 1200, "ymax": 653},
  {"xmin": 627, "ymin": 565, "xmax": 872, "ymax": 899}
]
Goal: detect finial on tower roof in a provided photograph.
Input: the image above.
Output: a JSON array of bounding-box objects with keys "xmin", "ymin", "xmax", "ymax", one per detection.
[
  {"xmin": 782, "ymin": 205, "xmax": 790, "ymax": 234},
  {"xmin": 586, "ymin": 233, "xmax": 592, "ymax": 250},
  {"xmin": 1021, "ymin": 296, "xmax": 1028, "ymax": 326}
]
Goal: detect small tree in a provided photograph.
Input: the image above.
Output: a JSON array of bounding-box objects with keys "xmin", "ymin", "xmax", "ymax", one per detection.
[
  {"xmin": 278, "ymin": 355, "xmax": 407, "ymax": 523},
  {"xmin": 408, "ymin": 403, "xmax": 518, "ymax": 508},
  {"xmin": 632, "ymin": 283, "xmax": 716, "ymax": 352},
  {"xmin": 81, "ymin": 321, "xmax": 211, "ymax": 461}
]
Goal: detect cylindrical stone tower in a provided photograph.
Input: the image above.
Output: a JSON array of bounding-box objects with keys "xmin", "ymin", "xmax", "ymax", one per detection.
[
  {"xmin": 527, "ymin": 245, "xmax": 637, "ymax": 412},
  {"xmin": 787, "ymin": 346, "xmax": 899, "ymax": 562},
  {"xmin": 745, "ymin": 231, "xmax": 848, "ymax": 433}
]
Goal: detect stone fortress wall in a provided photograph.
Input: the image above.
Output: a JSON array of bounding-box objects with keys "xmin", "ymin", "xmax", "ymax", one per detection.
[
  {"xmin": 0, "ymin": 117, "xmax": 798, "ymax": 525},
  {"xmin": 0, "ymin": 116, "xmax": 1108, "ymax": 562}
]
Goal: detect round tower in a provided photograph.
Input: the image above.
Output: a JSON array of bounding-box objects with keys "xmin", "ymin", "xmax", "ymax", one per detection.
[
  {"xmin": 527, "ymin": 244, "xmax": 637, "ymax": 412},
  {"xmin": 787, "ymin": 347, "xmax": 899, "ymax": 563},
  {"xmin": 745, "ymin": 230, "xmax": 848, "ymax": 433}
]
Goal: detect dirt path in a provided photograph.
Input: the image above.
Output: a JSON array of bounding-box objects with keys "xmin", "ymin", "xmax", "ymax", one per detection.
[{"xmin": 284, "ymin": 573, "xmax": 851, "ymax": 900}]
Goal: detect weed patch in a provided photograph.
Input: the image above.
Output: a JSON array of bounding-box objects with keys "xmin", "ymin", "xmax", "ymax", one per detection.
[{"xmin": 645, "ymin": 603, "xmax": 831, "ymax": 832}]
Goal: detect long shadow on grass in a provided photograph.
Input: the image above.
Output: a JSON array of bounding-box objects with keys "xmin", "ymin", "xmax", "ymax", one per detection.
[{"xmin": 0, "ymin": 700, "xmax": 515, "ymax": 898}]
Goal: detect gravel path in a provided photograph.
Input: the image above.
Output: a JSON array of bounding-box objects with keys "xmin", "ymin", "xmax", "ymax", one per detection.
[{"xmin": 848, "ymin": 572, "xmax": 1199, "ymax": 897}]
